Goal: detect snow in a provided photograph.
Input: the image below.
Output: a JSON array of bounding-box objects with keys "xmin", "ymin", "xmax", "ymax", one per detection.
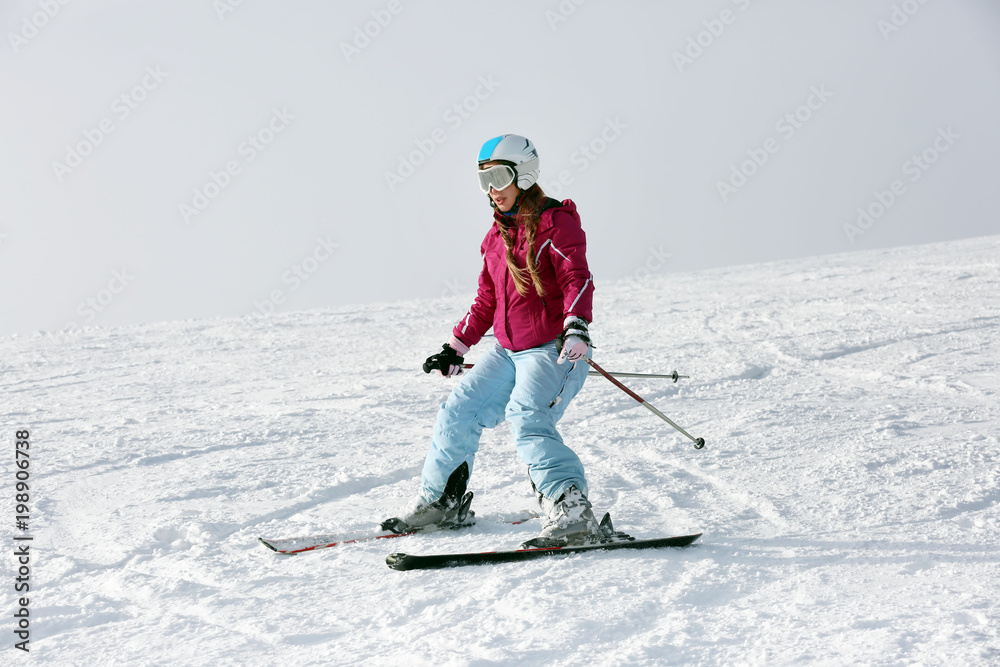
[{"xmin": 3, "ymin": 235, "xmax": 999, "ymax": 665}]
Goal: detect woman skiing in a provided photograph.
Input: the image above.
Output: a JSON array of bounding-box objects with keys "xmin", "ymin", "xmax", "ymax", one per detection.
[{"xmin": 382, "ymin": 134, "xmax": 599, "ymax": 547}]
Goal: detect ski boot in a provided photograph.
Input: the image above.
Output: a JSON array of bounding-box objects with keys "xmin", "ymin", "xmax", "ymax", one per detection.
[
  {"xmin": 381, "ymin": 462, "xmax": 475, "ymax": 534},
  {"xmin": 519, "ymin": 485, "xmax": 602, "ymax": 549}
]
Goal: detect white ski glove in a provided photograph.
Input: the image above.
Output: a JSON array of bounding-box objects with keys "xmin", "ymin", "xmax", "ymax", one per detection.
[{"xmin": 556, "ymin": 316, "xmax": 591, "ymax": 364}]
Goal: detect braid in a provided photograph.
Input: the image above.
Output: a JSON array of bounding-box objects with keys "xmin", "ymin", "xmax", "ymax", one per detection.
[
  {"xmin": 498, "ymin": 222, "xmax": 531, "ymax": 296},
  {"xmin": 523, "ymin": 216, "xmax": 546, "ymax": 298},
  {"xmin": 498, "ymin": 184, "xmax": 547, "ymax": 298}
]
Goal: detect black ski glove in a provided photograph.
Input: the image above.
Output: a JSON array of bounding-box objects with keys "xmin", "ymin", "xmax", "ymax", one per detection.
[{"xmin": 423, "ymin": 344, "xmax": 465, "ymax": 377}]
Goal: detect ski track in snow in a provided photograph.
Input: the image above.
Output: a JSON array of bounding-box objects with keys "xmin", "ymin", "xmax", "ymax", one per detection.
[{"xmin": 2, "ymin": 236, "xmax": 999, "ymax": 665}]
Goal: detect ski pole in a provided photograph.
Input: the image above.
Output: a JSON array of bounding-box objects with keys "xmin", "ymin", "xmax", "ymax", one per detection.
[
  {"xmin": 587, "ymin": 370, "xmax": 688, "ymax": 381},
  {"xmin": 584, "ymin": 358, "xmax": 706, "ymax": 450},
  {"xmin": 459, "ymin": 364, "xmax": 688, "ymax": 382}
]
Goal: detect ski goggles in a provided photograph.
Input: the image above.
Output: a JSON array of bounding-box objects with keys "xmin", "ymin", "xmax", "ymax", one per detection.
[{"xmin": 477, "ymin": 164, "xmax": 516, "ymax": 193}]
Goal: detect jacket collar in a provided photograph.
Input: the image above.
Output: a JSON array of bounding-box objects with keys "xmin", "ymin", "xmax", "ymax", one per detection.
[{"xmin": 491, "ymin": 197, "xmax": 572, "ymax": 235}]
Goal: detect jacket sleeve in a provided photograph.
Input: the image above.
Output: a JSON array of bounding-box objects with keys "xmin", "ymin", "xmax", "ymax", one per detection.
[
  {"xmin": 548, "ymin": 210, "xmax": 594, "ymax": 323},
  {"xmin": 452, "ymin": 247, "xmax": 496, "ymax": 348}
]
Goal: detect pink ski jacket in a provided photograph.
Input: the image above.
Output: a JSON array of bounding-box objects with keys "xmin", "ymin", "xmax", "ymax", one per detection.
[{"xmin": 453, "ymin": 198, "xmax": 594, "ymax": 352}]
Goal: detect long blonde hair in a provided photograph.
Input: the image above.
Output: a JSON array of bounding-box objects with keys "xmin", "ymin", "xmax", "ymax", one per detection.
[{"xmin": 497, "ymin": 184, "xmax": 547, "ymax": 298}]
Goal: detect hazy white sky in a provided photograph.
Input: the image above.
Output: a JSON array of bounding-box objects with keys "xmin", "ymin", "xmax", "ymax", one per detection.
[{"xmin": 2, "ymin": 0, "xmax": 999, "ymax": 335}]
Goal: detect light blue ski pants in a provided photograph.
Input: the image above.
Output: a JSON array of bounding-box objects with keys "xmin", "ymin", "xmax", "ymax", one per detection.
[{"xmin": 419, "ymin": 340, "xmax": 591, "ymax": 504}]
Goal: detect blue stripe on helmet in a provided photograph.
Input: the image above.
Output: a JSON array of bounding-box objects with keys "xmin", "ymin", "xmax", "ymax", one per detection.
[{"xmin": 477, "ymin": 135, "xmax": 505, "ymax": 162}]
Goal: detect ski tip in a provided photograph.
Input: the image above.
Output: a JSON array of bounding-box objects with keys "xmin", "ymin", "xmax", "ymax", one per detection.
[
  {"xmin": 386, "ymin": 553, "xmax": 415, "ymax": 571},
  {"xmin": 258, "ymin": 537, "xmax": 297, "ymax": 555}
]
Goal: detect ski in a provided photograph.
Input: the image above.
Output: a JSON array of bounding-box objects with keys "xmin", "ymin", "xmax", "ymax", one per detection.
[
  {"xmin": 258, "ymin": 522, "xmax": 468, "ymax": 555},
  {"xmin": 258, "ymin": 510, "xmax": 540, "ymax": 555},
  {"xmin": 385, "ymin": 532, "xmax": 702, "ymax": 571}
]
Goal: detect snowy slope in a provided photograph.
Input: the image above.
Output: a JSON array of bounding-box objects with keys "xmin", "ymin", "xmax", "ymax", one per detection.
[{"xmin": 2, "ymin": 235, "xmax": 999, "ymax": 665}]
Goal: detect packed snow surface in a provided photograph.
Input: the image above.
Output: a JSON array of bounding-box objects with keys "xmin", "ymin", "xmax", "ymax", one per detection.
[{"xmin": 3, "ymin": 236, "xmax": 999, "ymax": 665}]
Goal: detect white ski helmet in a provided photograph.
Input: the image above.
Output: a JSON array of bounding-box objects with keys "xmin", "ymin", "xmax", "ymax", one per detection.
[{"xmin": 477, "ymin": 134, "xmax": 540, "ymax": 190}]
